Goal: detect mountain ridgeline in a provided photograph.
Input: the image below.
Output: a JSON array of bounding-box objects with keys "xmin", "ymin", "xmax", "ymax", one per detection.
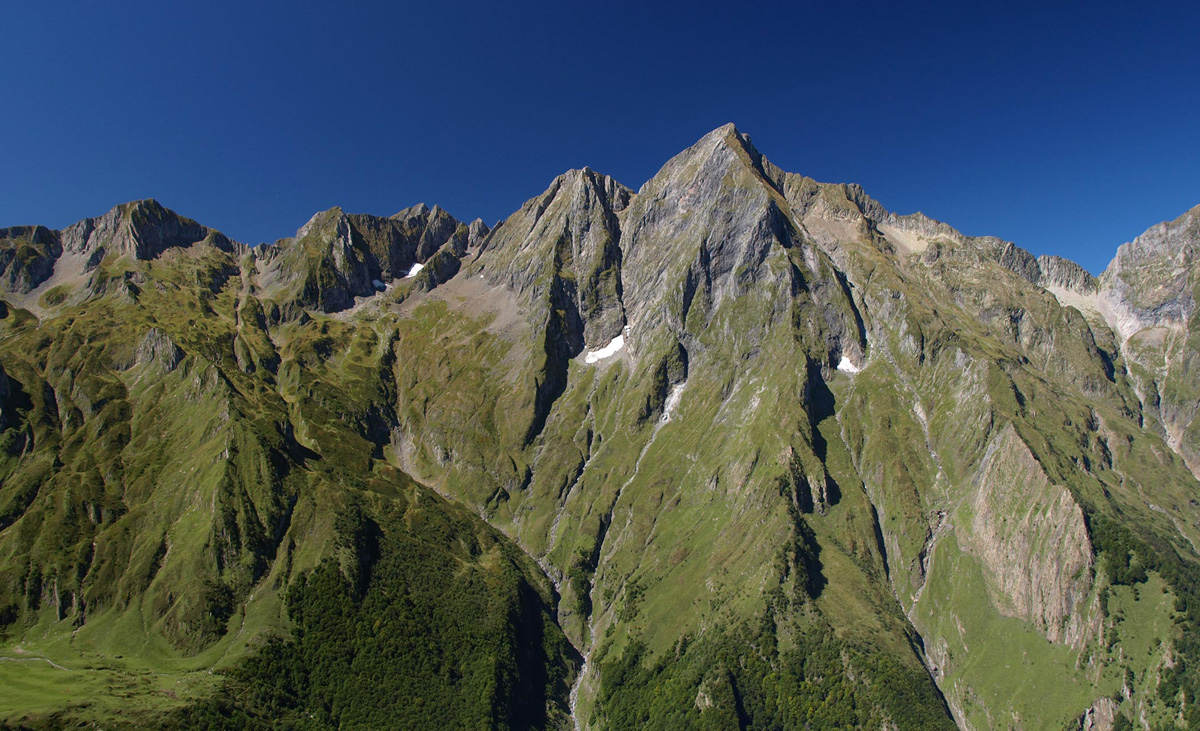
[{"xmin": 1, "ymin": 125, "xmax": 1198, "ymax": 730}]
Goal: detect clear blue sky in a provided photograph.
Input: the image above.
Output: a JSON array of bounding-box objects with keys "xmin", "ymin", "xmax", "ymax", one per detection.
[{"xmin": 3, "ymin": 0, "xmax": 1197, "ymax": 273}]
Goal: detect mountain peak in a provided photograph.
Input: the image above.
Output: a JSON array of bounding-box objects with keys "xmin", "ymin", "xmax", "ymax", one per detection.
[
  {"xmin": 694, "ymin": 122, "xmax": 756, "ymax": 157},
  {"xmin": 4, "ymin": 125, "xmax": 1200, "ymax": 731},
  {"xmin": 118, "ymin": 197, "xmax": 164, "ymax": 216},
  {"xmin": 294, "ymin": 206, "xmax": 348, "ymax": 240},
  {"xmin": 704, "ymin": 121, "xmax": 741, "ymax": 138},
  {"xmin": 393, "ymin": 202, "xmax": 431, "ymax": 220},
  {"xmin": 59, "ymin": 198, "xmax": 235, "ymax": 261},
  {"xmin": 634, "ymin": 122, "xmax": 782, "ymax": 208},
  {"xmin": 1098, "ymin": 202, "xmax": 1198, "ymax": 339}
]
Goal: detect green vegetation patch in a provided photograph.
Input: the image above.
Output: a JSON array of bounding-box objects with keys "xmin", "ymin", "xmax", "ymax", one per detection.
[
  {"xmin": 594, "ymin": 613, "xmax": 955, "ymax": 731},
  {"xmin": 173, "ymin": 489, "xmax": 577, "ymax": 731}
]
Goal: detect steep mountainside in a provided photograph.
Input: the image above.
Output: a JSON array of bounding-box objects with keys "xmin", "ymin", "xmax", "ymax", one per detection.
[{"xmin": 1, "ymin": 125, "xmax": 1198, "ymax": 730}]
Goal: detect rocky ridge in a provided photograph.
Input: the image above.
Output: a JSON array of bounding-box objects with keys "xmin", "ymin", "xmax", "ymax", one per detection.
[{"xmin": 0, "ymin": 125, "xmax": 1198, "ymax": 730}]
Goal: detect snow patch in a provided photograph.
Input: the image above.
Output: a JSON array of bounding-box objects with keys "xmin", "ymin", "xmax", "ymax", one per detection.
[
  {"xmin": 584, "ymin": 334, "xmax": 624, "ymax": 364},
  {"xmin": 837, "ymin": 356, "xmax": 861, "ymax": 374},
  {"xmin": 405, "ymin": 262, "xmax": 425, "ymax": 279}
]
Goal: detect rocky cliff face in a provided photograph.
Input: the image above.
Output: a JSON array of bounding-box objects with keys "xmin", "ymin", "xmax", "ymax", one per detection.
[
  {"xmin": 1, "ymin": 126, "xmax": 1198, "ymax": 731},
  {"xmin": 1092, "ymin": 205, "xmax": 1200, "ymax": 477},
  {"xmin": 1099, "ymin": 205, "xmax": 1198, "ymax": 340},
  {"xmin": 479, "ymin": 167, "xmax": 631, "ymax": 347},
  {"xmin": 964, "ymin": 424, "xmax": 1098, "ymax": 647},
  {"xmin": 618, "ymin": 124, "xmax": 864, "ymax": 367},
  {"xmin": 0, "ymin": 226, "xmax": 62, "ymax": 293},
  {"xmin": 0, "ymin": 199, "xmax": 242, "ymax": 317},
  {"xmin": 1038, "ymin": 254, "xmax": 1098, "ymax": 293},
  {"xmin": 61, "ymin": 198, "xmax": 239, "ymax": 262},
  {"xmin": 252, "ymin": 202, "xmax": 481, "ymax": 317}
]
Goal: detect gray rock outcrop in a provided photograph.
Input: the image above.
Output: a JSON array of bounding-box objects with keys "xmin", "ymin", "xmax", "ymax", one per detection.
[
  {"xmin": 1098, "ymin": 204, "xmax": 1198, "ymax": 340},
  {"xmin": 0, "ymin": 225, "xmax": 62, "ymax": 293},
  {"xmin": 964, "ymin": 424, "xmax": 1097, "ymax": 647},
  {"xmin": 135, "ymin": 328, "xmax": 184, "ymax": 373}
]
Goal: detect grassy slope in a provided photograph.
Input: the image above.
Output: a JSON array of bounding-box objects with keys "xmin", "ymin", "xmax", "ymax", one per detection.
[
  {"xmin": 1, "ymin": 177, "xmax": 1198, "ymax": 731},
  {"xmin": 0, "ymin": 246, "xmax": 575, "ymax": 729}
]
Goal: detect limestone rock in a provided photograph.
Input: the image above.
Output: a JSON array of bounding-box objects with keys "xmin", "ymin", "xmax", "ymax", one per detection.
[
  {"xmin": 135, "ymin": 327, "xmax": 184, "ymax": 373},
  {"xmin": 467, "ymin": 218, "xmax": 491, "ymax": 250},
  {"xmin": 1037, "ymin": 254, "xmax": 1097, "ymax": 294},
  {"xmin": 963, "ymin": 424, "xmax": 1097, "ymax": 647},
  {"xmin": 390, "ymin": 203, "xmax": 463, "ymax": 261},
  {"xmin": 1098, "ymin": 204, "xmax": 1198, "ymax": 341},
  {"xmin": 1075, "ymin": 696, "xmax": 1117, "ymax": 731},
  {"xmin": 479, "ymin": 167, "xmax": 631, "ymax": 349},
  {"xmin": 1095, "ymin": 205, "xmax": 1200, "ymax": 475},
  {"xmin": 618, "ymin": 124, "xmax": 865, "ymax": 365}
]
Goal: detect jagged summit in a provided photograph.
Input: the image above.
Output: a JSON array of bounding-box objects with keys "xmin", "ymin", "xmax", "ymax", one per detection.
[
  {"xmin": 3, "ymin": 127, "xmax": 1195, "ymax": 350},
  {"xmin": 694, "ymin": 121, "xmax": 759, "ymax": 157},
  {"xmin": 393, "ymin": 201, "xmax": 431, "ymax": 218},
  {"xmin": 66, "ymin": 198, "xmax": 239, "ymax": 259},
  {"xmin": 637, "ymin": 122, "xmax": 773, "ymax": 195},
  {"xmin": 3, "ymin": 125, "xmax": 1200, "ymax": 730},
  {"xmin": 1104, "ymin": 203, "xmax": 1200, "ymax": 281},
  {"xmin": 5, "ymin": 126, "xmax": 1173, "ymax": 309},
  {"xmin": 0, "ymin": 198, "xmax": 242, "ymax": 304},
  {"xmin": 1097, "ymin": 203, "xmax": 1199, "ymax": 342}
]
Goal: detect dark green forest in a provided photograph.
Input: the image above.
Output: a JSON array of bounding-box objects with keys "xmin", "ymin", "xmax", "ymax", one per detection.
[{"xmin": 172, "ymin": 492, "xmax": 576, "ymax": 731}]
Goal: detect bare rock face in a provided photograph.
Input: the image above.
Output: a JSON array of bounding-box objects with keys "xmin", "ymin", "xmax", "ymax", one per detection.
[
  {"xmin": 1, "ymin": 201, "xmax": 240, "ymax": 308},
  {"xmin": 1098, "ymin": 204, "xmax": 1198, "ymax": 341},
  {"xmin": 617, "ymin": 124, "xmax": 864, "ymax": 366},
  {"xmin": 351, "ymin": 203, "xmax": 468, "ymax": 278},
  {"xmin": 62, "ymin": 199, "xmax": 236, "ymax": 263},
  {"xmin": 472, "ymin": 167, "xmax": 631, "ymax": 444},
  {"xmin": 408, "ymin": 248, "xmax": 461, "ymax": 292},
  {"xmin": 467, "ymin": 218, "xmax": 491, "ymax": 250},
  {"xmin": 1037, "ymin": 255, "xmax": 1097, "ymax": 294},
  {"xmin": 135, "ymin": 327, "xmax": 184, "ymax": 373},
  {"xmin": 1075, "ymin": 696, "xmax": 1117, "ymax": 731},
  {"xmin": 479, "ymin": 167, "xmax": 631, "ymax": 349},
  {"xmin": 963, "ymin": 423, "xmax": 1097, "ymax": 647},
  {"xmin": 877, "ymin": 210, "xmax": 964, "ymax": 245},
  {"xmin": 255, "ymin": 208, "xmax": 380, "ymax": 314},
  {"xmin": 390, "ymin": 203, "xmax": 464, "ymax": 261},
  {"xmin": 1095, "ymin": 205, "xmax": 1200, "ymax": 475},
  {"xmin": 338, "ymin": 212, "xmax": 417, "ymax": 280},
  {"xmin": 255, "ymin": 203, "xmax": 472, "ymax": 315},
  {"xmin": 620, "ymin": 124, "xmax": 790, "ymax": 340},
  {"xmin": 0, "ymin": 225, "xmax": 62, "ymax": 293}
]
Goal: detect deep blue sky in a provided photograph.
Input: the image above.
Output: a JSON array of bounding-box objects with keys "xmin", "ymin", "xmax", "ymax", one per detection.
[{"xmin": 3, "ymin": 1, "xmax": 1198, "ymax": 273}]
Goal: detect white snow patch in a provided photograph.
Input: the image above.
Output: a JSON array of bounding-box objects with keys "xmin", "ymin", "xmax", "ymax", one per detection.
[
  {"xmin": 405, "ymin": 262, "xmax": 425, "ymax": 279},
  {"xmin": 584, "ymin": 334, "xmax": 624, "ymax": 364},
  {"xmin": 837, "ymin": 356, "xmax": 861, "ymax": 374},
  {"xmin": 372, "ymin": 279, "xmax": 386, "ymax": 290}
]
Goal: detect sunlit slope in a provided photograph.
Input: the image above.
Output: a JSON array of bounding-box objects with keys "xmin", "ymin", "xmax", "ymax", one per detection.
[{"xmin": 1, "ymin": 126, "xmax": 1198, "ymax": 730}]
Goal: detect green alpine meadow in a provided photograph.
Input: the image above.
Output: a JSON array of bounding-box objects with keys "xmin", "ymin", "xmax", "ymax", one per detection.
[{"xmin": 1, "ymin": 124, "xmax": 1199, "ymax": 730}]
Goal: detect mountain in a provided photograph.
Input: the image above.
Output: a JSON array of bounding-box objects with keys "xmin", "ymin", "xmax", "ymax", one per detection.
[{"xmin": 0, "ymin": 125, "xmax": 1197, "ymax": 730}]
